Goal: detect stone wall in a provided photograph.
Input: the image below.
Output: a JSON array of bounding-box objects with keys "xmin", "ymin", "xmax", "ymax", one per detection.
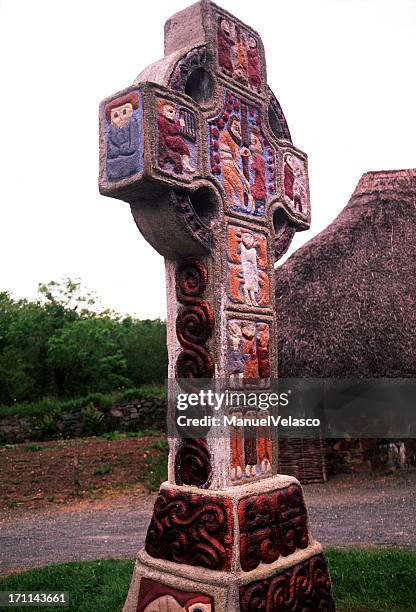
[{"xmin": 0, "ymin": 397, "xmax": 166, "ymax": 444}]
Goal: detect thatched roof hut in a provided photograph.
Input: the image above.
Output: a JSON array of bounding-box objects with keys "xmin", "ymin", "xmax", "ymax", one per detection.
[{"xmin": 276, "ymin": 169, "xmax": 416, "ymax": 378}]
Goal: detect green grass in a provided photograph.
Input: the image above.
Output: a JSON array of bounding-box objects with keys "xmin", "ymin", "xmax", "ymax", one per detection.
[
  {"xmin": 93, "ymin": 464, "xmax": 113, "ymax": 475},
  {"xmin": 326, "ymin": 548, "xmax": 416, "ymax": 611},
  {"xmin": 142, "ymin": 439, "xmax": 168, "ymax": 491},
  {"xmin": 99, "ymin": 431, "xmax": 124, "ymax": 441},
  {"xmin": 0, "ymin": 549, "xmax": 415, "ymax": 611},
  {"xmin": 0, "ymin": 386, "xmax": 165, "ymax": 420},
  {"xmin": 0, "ymin": 559, "xmax": 133, "ymax": 612},
  {"xmin": 24, "ymin": 443, "xmax": 42, "ymax": 452}
]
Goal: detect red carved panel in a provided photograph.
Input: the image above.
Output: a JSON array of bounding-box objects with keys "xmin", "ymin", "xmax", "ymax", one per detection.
[
  {"xmin": 145, "ymin": 488, "xmax": 233, "ymax": 571},
  {"xmin": 239, "ymin": 554, "xmax": 335, "ymax": 612},
  {"xmin": 175, "ymin": 438, "xmax": 212, "ymax": 488},
  {"xmin": 226, "ymin": 224, "xmax": 270, "ymax": 308},
  {"xmin": 238, "ymin": 484, "xmax": 308, "ymax": 572},
  {"xmin": 175, "ymin": 257, "xmax": 214, "ymax": 379},
  {"xmin": 137, "ymin": 577, "xmax": 214, "ymax": 611}
]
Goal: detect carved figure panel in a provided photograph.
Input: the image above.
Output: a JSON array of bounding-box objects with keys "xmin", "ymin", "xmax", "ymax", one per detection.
[
  {"xmin": 137, "ymin": 578, "xmax": 214, "ymax": 612},
  {"xmin": 239, "ymin": 554, "xmax": 335, "ymax": 611},
  {"xmin": 227, "ymin": 224, "xmax": 270, "ymax": 308},
  {"xmin": 209, "ymin": 91, "xmax": 276, "ymax": 217},
  {"xmin": 145, "ymin": 488, "xmax": 233, "ymax": 571},
  {"xmin": 238, "ymin": 483, "xmax": 309, "ymax": 572},
  {"xmin": 227, "ymin": 319, "xmax": 270, "ymax": 388},
  {"xmin": 216, "ymin": 15, "xmax": 262, "ymax": 93},
  {"xmin": 104, "ymin": 90, "xmax": 143, "ymax": 182},
  {"xmin": 230, "ymin": 408, "xmax": 273, "ymax": 481},
  {"xmin": 157, "ymin": 98, "xmax": 197, "ymax": 175},
  {"xmin": 283, "ymin": 151, "xmax": 309, "ymax": 218}
]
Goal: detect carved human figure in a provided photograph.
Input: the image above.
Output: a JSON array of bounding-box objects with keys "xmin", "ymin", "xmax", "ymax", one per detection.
[
  {"xmin": 257, "ymin": 323, "xmax": 270, "ymax": 387},
  {"xmin": 293, "ymin": 164, "xmax": 307, "ymax": 213},
  {"xmin": 227, "ymin": 321, "xmax": 245, "ymax": 388},
  {"xmin": 247, "ymin": 35, "xmax": 261, "ymax": 91},
  {"xmin": 284, "ymin": 152, "xmax": 295, "ymax": 202},
  {"xmin": 219, "ymin": 115, "xmax": 252, "ymax": 209},
  {"xmin": 241, "ymin": 322, "xmax": 259, "ymax": 384},
  {"xmin": 105, "ymin": 92, "xmax": 142, "ymax": 181},
  {"xmin": 284, "ymin": 152, "xmax": 307, "ymax": 213},
  {"xmin": 157, "ymin": 100, "xmax": 195, "ymax": 174},
  {"xmin": 217, "ymin": 17, "xmax": 235, "ymax": 74},
  {"xmin": 257, "ymin": 419, "xmax": 273, "ymax": 473},
  {"xmin": 240, "ymin": 231, "xmax": 259, "ymax": 306},
  {"xmin": 230, "ymin": 410, "xmax": 244, "ymax": 479},
  {"xmin": 234, "ymin": 31, "xmax": 249, "ymax": 85},
  {"xmin": 249, "ymin": 127, "xmax": 266, "ymax": 207},
  {"xmin": 244, "ymin": 409, "xmax": 258, "ymax": 476}
]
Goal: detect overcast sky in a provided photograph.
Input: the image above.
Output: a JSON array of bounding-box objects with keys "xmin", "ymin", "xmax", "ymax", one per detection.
[{"xmin": 1, "ymin": 0, "xmax": 415, "ymax": 319}]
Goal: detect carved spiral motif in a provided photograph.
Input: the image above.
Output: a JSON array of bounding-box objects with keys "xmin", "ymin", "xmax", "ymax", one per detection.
[
  {"xmin": 175, "ymin": 257, "xmax": 214, "ymax": 380},
  {"xmin": 176, "ymin": 303, "xmax": 214, "ymax": 345},
  {"xmin": 145, "ymin": 488, "xmax": 233, "ymax": 570},
  {"xmin": 176, "ymin": 257, "xmax": 209, "ymax": 301},
  {"xmin": 239, "ymin": 484, "xmax": 309, "ymax": 572},
  {"xmin": 239, "ymin": 554, "xmax": 335, "ymax": 612},
  {"xmin": 175, "ymin": 438, "xmax": 212, "ymax": 488},
  {"xmin": 175, "ymin": 347, "xmax": 214, "ymax": 379},
  {"xmin": 174, "ymin": 257, "xmax": 214, "ymax": 483}
]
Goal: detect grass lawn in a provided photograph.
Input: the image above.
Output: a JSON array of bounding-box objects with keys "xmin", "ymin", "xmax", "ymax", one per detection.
[{"xmin": 0, "ymin": 549, "xmax": 415, "ymax": 611}]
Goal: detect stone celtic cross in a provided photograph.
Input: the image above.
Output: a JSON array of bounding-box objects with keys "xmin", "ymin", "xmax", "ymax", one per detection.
[{"xmin": 99, "ymin": 1, "xmax": 335, "ymax": 610}]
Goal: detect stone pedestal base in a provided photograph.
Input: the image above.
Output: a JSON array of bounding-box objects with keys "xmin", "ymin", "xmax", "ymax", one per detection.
[{"xmin": 123, "ymin": 476, "xmax": 336, "ymax": 611}]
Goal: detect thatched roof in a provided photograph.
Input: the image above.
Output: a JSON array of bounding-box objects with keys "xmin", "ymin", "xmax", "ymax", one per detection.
[{"xmin": 276, "ymin": 169, "xmax": 416, "ymax": 377}]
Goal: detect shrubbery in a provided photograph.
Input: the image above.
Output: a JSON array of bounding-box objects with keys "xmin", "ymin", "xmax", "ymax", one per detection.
[{"xmin": 0, "ymin": 279, "xmax": 167, "ymax": 405}]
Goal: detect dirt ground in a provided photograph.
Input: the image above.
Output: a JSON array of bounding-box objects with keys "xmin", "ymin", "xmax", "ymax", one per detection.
[
  {"xmin": 0, "ymin": 435, "xmax": 164, "ymax": 513},
  {"xmin": 1, "ymin": 438, "xmax": 415, "ymax": 575}
]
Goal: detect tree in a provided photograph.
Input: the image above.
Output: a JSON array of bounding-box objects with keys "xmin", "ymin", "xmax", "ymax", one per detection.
[
  {"xmin": 0, "ymin": 279, "xmax": 167, "ymax": 404},
  {"xmin": 47, "ymin": 317, "xmax": 130, "ymax": 396}
]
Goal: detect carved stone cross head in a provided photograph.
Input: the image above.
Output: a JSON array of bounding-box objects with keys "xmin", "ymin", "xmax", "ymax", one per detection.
[{"xmin": 99, "ymin": 0, "xmax": 311, "ymax": 490}]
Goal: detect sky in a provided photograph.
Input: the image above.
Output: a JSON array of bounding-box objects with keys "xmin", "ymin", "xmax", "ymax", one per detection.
[{"xmin": 0, "ymin": 0, "xmax": 415, "ymax": 319}]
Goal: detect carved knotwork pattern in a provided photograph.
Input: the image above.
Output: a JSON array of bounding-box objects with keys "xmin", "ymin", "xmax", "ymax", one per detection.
[
  {"xmin": 175, "ymin": 438, "xmax": 212, "ymax": 488},
  {"xmin": 274, "ymin": 214, "xmax": 296, "ymax": 261},
  {"xmin": 145, "ymin": 488, "xmax": 233, "ymax": 570},
  {"xmin": 238, "ymin": 484, "xmax": 309, "ymax": 572},
  {"xmin": 169, "ymin": 46, "xmax": 210, "ymax": 92},
  {"xmin": 174, "ymin": 192, "xmax": 213, "ymax": 252},
  {"xmin": 267, "ymin": 87, "xmax": 292, "ymax": 142},
  {"xmin": 175, "ymin": 258, "xmax": 214, "ymax": 379},
  {"xmin": 239, "ymin": 554, "xmax": 335, "ymax": 612}
]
